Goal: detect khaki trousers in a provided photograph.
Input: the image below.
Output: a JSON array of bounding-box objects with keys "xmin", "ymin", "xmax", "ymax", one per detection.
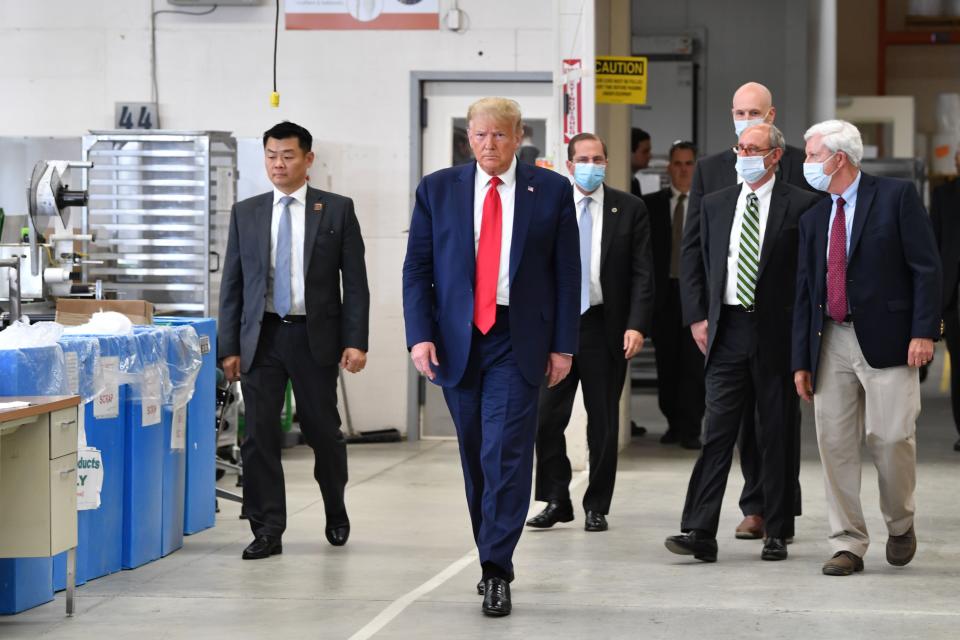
[{"xmin": 813, "ymin": 321, "xmax": 919, "ymax": 557}]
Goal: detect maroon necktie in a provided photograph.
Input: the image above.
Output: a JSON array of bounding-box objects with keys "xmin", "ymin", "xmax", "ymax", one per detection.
[
  {"xmin": 827, "ymin": 196, "xmax": 848, "ymax": 322},
  {"xmin": 474, "ymin": 176, "xmax": 503, "ymax": 334}
]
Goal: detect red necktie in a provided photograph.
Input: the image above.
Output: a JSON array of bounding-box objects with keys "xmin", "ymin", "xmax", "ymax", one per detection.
[
  {"xmin": 827, "ymin": 196, "xmax": 847, "ymax": 322},
  {"xmin": 474, "ymin": 176, "xmax": 503, "ymax": 334}
]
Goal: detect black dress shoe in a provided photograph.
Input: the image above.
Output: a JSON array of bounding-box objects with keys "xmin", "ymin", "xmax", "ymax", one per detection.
[
  {"xmin": 954, "ymin": 438, "xmax": 960, "ymax": 452},
  {"xmin": 761, "ymin": 537, "xmax": 788, "ymax": 561},
  {"xmin": 659, "ymin": 430, "xmax": 680, "ymax": 444},
  {"xmin": 325, "ymin": 523, "xmax": 350, "ymax": 546},
  {"xmin": 680, "ymin": 436, "xmax": 702, "ymax": 450},
  {"xmin": 584, "ymin": 510, "xmax": 608, "ymax": 532},
  {"xmin": 631, "ymin": 421, "xmax": 647, "ymax": 437},
  {"xmin": 525, "ymin": 501, "xmax": 574, "ymax": 528},
  {"xmin": 477, "ymin": 569, "xmax": 514, "ymax": 596},
  {"xmin": 242, "ymin": 535, "xmax": 282, "ymax": 559},
  {"xmin": 664, "ymin": 530, "xmax": 718, "ymax": 562},
  {"xmin": 481, "ymin": 577, "xmax": 511, "ymax": 616}
]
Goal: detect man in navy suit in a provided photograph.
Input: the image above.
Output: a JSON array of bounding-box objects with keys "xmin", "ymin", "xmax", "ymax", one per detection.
[
  {"xmin": 402, "ymin": 97, "xmax": 580, "ymax": 616},
  {"xmin": 793, "ymin": 119, "xmax": 941, "ymax": 577}
]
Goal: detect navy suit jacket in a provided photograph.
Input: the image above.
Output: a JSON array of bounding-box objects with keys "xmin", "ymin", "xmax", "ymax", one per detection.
[
  {"xmin": 217, "ymin": 186, "xmax": 370, "ymax": 372},
  {"xmin": 792, "ymin": 173, "xmax": 942, "ymax": 383},
  {"xmin": 402, "ymin": 161, "xmax": 581, "ymax": 388}
]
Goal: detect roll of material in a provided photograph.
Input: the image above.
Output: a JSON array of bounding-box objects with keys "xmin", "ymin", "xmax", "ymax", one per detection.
[{"xmin": 43, "ymin": 267, "xmax": 71, "ymax": 283}]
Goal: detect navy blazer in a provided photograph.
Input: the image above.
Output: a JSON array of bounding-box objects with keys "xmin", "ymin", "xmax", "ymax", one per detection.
[
  {"xmin": 402, "ymin": 161, "xmax": 581, "ymax": 388},
  {"xmin": 792, "ymin": 173, "xmax": 942, "ymax": 383},
  {"xmin": 217, "ymin": 186, "xmax": 370, "ymax": 372}
]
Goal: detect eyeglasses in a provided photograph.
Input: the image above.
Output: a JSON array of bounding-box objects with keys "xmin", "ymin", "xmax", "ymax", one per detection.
[{"xmin": 732, "ymin": 145, "xmax": 773, "ymax": 156}]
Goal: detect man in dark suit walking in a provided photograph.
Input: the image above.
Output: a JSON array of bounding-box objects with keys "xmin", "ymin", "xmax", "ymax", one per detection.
[
  {"xmin": 930, "ymin": 149, "xmax": 960, "ymax": 452},
  {"xmin": 218, "ymin": 121, "xmax": 370, "ymax": 560},
  {"xmin": 679, "ymin": 81, "xmax": 817, "ymax": 540},
  {"xmin": 793, "ymin": 119, "xmax": 941, "ymax": 576},
  {"xmin": 644, "ymin": 140, "xmax": 704, "ymax": 449},
  {"xmin": 527, "ymin": 133, "xmax": 654, "ymax": 533},
  {"xmin": 630, "ymin": 127, "xmax": 652, "ymax": 197},
  {"xmin": 402, "ymin": 97, "xmax": 580, "ymax": 616},
  {"xmin": 665, "ymin": 124, "xmax": 821, "ymax": 563}
]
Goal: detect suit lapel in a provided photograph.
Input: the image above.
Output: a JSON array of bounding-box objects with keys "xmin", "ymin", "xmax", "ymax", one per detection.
[
  {"xmin": 455, "ymin": 163, "xmax": 477, "ymax": 283},
  {"xmin": 712, "ymin": 187, "xmax": 740, "ymax": 293},
  {"xmin": 510, "ymin": 162, "xmax": 535, "ymax": 284},
  {"xmin": 303, "ymin": 187, "xmax": 323, "ymax": 275},
  {"xmin": 599, "ymin": 186, "xmax": 619, "ymax": 271},
  {"xmin": 757, "ymin": 182, "xmax": 788, "ymax": 279},
  {"xmin": 813, "ymin": 198, "xmax": 831, "ymax": 285},
  {"xmin": 259, "ymin": 193, "xmax": 273, "ymax": 271},
  {"xmin": 847, "ymin": 173, "xmax": 876, "ymax": 261}
]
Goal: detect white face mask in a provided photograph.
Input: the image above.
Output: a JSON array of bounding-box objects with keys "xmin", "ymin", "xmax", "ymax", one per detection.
[
  {"xmin": 803, "ymin": 152, "xmax": 838, "ymax": 191},
  {"xmin": 733, "ymin": 110, "xmax": 770, "ymax": 137},
  {"xmin": 735, "ymin": 153, "xmax": 771, "ymax": 184}
]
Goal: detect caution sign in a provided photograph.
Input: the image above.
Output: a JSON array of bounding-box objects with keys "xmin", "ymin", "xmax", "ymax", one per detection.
[{"xmin": 595, "ymin": 56, "xmax": 648, "ymax": 105}]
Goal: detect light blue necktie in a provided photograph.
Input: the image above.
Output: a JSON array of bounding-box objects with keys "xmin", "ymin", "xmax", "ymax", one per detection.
[
  {"xmin": 274, "ymin": 195, "xmax": 294, "ymax": 318},
  {"xmin": 579, "ymin": 197, "xmax": 592, "ymax": 314}
]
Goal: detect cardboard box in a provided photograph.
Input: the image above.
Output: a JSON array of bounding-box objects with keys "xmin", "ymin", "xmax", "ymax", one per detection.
[{"xmin": 55, "ymin": 299, "xmax": 154, "ymax": 326}]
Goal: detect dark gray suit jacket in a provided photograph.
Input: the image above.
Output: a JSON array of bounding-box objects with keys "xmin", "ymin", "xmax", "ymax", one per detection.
[
  {"xmin": 679, "ymin": 145, "xmax": 824, "ymax": 326},
  {"xmin": 217, "ymin": 185, "xmax": 370, "ymax": 372}
]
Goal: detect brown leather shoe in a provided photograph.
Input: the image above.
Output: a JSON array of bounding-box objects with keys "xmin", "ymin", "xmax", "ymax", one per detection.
[
  {"xmin": 886, "ymin": 526, "xmax": 917, "ymax": 566},
  {"xmin": 735, "ymin": 515, "xmax": 764, "ymax": 539},
  {"xmin": 822, "ymin": 550, "xmax": 864, "ymax": 576}
]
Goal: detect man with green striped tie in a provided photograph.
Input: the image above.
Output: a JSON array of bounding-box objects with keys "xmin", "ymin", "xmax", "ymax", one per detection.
[{"xmin": 664, "ymin": 123, "xmax": 822, "ymax": 563}]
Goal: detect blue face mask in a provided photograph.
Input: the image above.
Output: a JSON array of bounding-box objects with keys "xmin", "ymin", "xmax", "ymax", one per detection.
[
  {"xmin": 733, "ymin": 111, "xmax": 769, "ymax": 137},
  {"xmin": 734, "ymin": 152, "xmax": 771, "ymax": 184},
  {"xmin": 803, "ymin": 153, "xmax": 838, "ymax": 191},
  {"xmin": 573, "ymin": 163, "xmax": 606, "ymax": 192}
]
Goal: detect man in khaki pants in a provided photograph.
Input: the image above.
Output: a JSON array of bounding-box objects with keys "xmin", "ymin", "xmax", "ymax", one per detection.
[{"xmin": 792, "ymin": 120, "xmax": 942, "ymax": 576}]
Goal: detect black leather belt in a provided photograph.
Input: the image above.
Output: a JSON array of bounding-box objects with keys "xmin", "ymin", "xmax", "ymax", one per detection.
[
  {"xmin": 264, "ymin": 312, "xmax": 306, "ymax": 324},
  {"xmin": 722, "ymin": 304, "xmax": 755, "ymax": 313}
]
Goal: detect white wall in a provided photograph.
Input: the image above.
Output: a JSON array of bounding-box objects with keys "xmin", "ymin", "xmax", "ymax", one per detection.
[{"xmin": 0, "ymin": 0, "xmax": 567, "ymax": 433}]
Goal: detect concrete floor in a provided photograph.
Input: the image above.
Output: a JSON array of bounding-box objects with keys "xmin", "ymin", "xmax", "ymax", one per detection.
[{"xmin": 4, "ymin": 357, "xmax": 960, "ymax": 639}]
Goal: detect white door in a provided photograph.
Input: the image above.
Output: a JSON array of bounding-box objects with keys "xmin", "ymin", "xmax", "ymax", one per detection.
[{"xmin": 418, "ymin": 80, "xmax": 555, "ymax": 439}]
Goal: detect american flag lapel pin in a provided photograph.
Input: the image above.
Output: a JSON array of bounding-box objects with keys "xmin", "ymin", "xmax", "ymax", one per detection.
[
  {"xmin": 528, "ymin": 186, "xmax": 535, "ymax": 192},
  {"xmin": 314, "ymin": 202, "xmax": 324, "ymax": 213}
]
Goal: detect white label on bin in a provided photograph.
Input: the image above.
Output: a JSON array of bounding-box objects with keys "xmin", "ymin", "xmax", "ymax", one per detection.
[
  {"xmin": 94, "ymin": 356, "xmax": 120, "ymax": 419},
  {"xmin": 64, "ymin": 351, "xmax": 79, "ymax": 396},
  {"xmin": 142, "ymin": 365, "xmax": 162, "ymax": 426},
  {"xmin": 171, "ymin": 404, "xmax": 187, "ymax": 450},
  {"xmin": 77, "ymin": 447, "xmax": 104, "ymax": 511},
  {"xmin": 199, "ymin": 335, "xmax": 211, "ymax": 355}
]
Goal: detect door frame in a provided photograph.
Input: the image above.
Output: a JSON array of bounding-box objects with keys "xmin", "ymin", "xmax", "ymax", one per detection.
[{"xmin": 405, "ymin": 71, "xmax": 553, "ymax": 441}]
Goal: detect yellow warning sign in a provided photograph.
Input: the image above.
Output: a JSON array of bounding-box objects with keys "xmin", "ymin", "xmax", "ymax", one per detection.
[{"xmin": 595, "ymin": 56, "xmax": 648, "ymax": 105}]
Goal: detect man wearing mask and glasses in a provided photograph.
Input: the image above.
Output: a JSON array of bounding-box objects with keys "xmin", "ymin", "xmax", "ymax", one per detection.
[
  {"xmin": 528, "ymin": 132, "xmax": 655, "ymax": 534},
  {"xmin": 665, "ymin": 123, "xmax": 821, "ymax": 563},
  {"xmin": 679, "ymin": 82, "xmax": 820, "ymax": 542}
]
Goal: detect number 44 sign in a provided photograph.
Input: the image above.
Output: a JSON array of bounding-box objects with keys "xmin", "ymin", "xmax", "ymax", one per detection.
[{"xmin": 115, "ymin": 102, "xmax": 158, "ymax": 130}]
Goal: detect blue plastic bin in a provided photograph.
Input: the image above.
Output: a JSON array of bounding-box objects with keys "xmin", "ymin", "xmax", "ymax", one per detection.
[
  {"xmin": 0, "ymin": 344, "xmax": 67, "ymax": 614},
  {"xmin": 155, "ymin": 317, "xmax": 216, "ymax": 535},
  {"xmin": 122, "ymin": 328, "xmax": 165, "ymax": 569},
  {"xmin": 53, "ymin": 335, "xmax": 127, "ymax": 591}
]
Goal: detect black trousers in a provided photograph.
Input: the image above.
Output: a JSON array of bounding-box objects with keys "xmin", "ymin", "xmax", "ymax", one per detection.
[
  {"xmin": 680, "ymin": 307, "xmax": 798, "ymax": 539},
  {"xmin": 240, "ymin": 315, "xmax": 348, "ymax": 539},
  {"xmin": 945, "ymin": 308, "xmax": 960, "ymax": 437},
  {"xmin": 653, "ymin": 279, "xmax": 706, "ymax": 440},
  {"xmin": 535, "ymin": 306, "xmax": 627, "ymax": 514}
]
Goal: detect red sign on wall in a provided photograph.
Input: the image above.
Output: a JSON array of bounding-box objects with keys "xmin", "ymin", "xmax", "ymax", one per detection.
[{"xmin": 562, "ymin": 59, "xmax": 583, "ymax": 144}]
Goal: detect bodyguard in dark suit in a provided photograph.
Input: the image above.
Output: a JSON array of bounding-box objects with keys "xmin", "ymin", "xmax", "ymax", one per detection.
[
  {"xmin": 644, "ymin": 141, "xmax": 704, "ymax": 449},
  {"xmin": 793, "ymin": 120, "xmax": 941, "ymax": 576},
  {"xmin": 930, "ymin": 151, "xmax": 960, "ymax": 452},
  {"xmin": 218, "ymin": 121, "xmax": 370, "ymax": 559},
  {"xmin": 402, "ymin": 98, "xmax": 580, "ymax": 616},
  {"xmin": 528, "ymin": 133, "xmax": 654, "ymax": 533},
  {"xmin": 679, "ymin": 82, "xmax": 817, "ymax": 539},
  {"xmin": 665, "ymin": 124, "xmax": 822, "ymax": 563}
]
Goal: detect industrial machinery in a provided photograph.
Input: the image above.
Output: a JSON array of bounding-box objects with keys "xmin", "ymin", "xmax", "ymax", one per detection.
[{"xmin": 0, "ymin": 160, "xmax": 95, "ymax": 324}]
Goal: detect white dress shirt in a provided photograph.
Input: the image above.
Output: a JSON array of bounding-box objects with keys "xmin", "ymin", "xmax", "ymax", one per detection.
[
  {"xmin": 266, "ymin": 182, "xmax": 307, "ymax": 316},
  {"xmin": 474, "ymin": 156, "xmax": 517, "ymax": 305},
  {"xmin": 723, "ymin": 174, "xmax": 776, "ymax": 305},
  {"xmin": 574, "ymin": 184, "xmax": 604, "ymax": 306}
]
